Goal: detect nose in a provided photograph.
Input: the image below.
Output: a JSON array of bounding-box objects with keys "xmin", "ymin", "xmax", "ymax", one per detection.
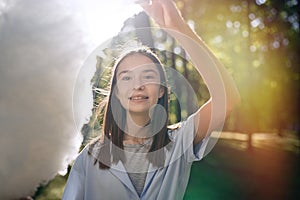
[{"xmin": 133, "ymin": 76, "xmax": 145, "ymax": 90}]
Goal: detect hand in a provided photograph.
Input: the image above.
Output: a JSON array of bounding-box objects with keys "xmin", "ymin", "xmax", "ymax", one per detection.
[{"xmin": 137, "ymin": 0, "xmax": 186, "ymax": 30}]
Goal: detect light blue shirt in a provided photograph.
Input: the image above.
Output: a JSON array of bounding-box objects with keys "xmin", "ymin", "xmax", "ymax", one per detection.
[{"xmin": 62, "ymin": 114, "xmax": 209, "ymax": 200}]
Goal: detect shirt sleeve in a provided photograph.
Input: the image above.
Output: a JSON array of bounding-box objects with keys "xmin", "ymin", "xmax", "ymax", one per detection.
[
  {"xmin": 62, "ymin": 148, "xmax": 87, "ymax": 200},
  {"xmin": 170, "ymin": 113, "xmax": 210, "ymax": 163}
]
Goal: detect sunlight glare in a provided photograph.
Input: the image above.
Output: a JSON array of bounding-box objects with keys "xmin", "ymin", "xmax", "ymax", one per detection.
[{"xmin": 78, "ymin": 0, "xmax": 142, "ymax": 46}]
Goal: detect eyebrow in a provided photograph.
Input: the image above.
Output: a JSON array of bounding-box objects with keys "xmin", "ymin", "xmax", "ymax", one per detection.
[
  {"xmin": 117, "ymin": 69, "xmax": 158, "ymax": 77},
  {"xmin": 117, "ymin": 70, "xmax": 130, "ymax": 77},
  {"xmin": 142, "ymin": 69, "xmax": 159, "ymax": 74}
]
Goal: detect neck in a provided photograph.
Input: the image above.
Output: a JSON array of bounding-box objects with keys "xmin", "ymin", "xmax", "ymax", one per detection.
[{"xmin": 124, "ymin": 111, "xmax": 151, "ymax": 143}]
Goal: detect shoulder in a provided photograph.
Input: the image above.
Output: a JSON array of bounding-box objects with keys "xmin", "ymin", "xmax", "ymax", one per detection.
[
  {"xmin": 73, "ymin": 137, "xmax": 103, "ymax": 162},
  {"xmin": 73, "ymin": 144, "xmax": 90, "ymax": 165},
  {"xmin": 86, "ymin": 136, "xmax": 106, "ymax": 158},
  {"xmin": 71, "ymin": 139, "xmax": 104, "ymax": 172}
]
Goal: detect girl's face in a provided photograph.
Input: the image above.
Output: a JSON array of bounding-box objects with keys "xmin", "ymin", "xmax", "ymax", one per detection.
[{"xmin": 115, "ymin": 53, "xmax": 164, "ymax": 115}]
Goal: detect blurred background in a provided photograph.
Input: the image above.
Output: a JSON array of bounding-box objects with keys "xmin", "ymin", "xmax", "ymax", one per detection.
[
  {"xmin": 1, "ymin": 0, "xmax": 298, "ymax": 199},
  {"xmin": 36, "ymin": 0, "xmax": 300, "ymax": 199}
]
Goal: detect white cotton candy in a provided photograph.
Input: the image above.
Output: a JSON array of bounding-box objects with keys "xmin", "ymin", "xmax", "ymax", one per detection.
[{"xmin": 0, "ymin": 0, "xmax": 93, "ymax": 198}]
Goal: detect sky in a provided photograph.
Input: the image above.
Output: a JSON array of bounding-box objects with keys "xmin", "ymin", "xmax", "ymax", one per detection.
[{"xmin": 0, "ymin": 0, "xmax": 141, "ymax": 198}]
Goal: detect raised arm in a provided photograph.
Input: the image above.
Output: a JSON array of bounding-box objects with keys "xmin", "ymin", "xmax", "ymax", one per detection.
[{"xmin": 139, "ymin": 0, "xmax": 240, "ymax": 144}]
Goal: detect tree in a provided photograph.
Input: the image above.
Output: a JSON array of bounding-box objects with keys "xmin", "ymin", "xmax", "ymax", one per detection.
[{"xmin": 179, "ymin": 0, "xmax": 299, "ymax": 135}]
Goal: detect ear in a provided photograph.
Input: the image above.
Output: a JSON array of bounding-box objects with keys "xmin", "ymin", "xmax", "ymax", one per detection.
[{"xmin": 159, "ymin": 86, "xmax": 165, "ymax": 98}]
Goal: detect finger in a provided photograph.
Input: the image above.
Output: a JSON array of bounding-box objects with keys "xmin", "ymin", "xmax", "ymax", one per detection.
[
  {"xmin": 137, "ymin": 1, "xmax": 154, "ymax": 19},
  {"xmin": 137, "ymin": 0, "xmax": 166, "ymax": 27},
  {"xmin": 136, "ymin": 0, "xmax": 151, "ymax": 11}
]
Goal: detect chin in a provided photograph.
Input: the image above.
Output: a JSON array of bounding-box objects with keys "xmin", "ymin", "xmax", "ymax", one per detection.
[{"xmin": 128, "ymin": 107, "xmax": 150, "ymax": 114}]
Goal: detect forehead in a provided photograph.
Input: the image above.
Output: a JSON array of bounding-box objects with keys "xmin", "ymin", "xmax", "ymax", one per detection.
[{"xmin": 116, "ymin": 53, "xmax": 159, "ymax": 73}]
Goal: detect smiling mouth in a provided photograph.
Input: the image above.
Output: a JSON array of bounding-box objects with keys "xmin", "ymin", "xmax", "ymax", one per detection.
[{"xmin": 129, "ymin": 96, "xmax": 149, "ymax": 100}]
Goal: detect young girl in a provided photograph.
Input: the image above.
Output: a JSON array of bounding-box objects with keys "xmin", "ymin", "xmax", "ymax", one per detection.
[{"xmin": 62, "ymin": 0, "xmax": 240, "ymax": 199}]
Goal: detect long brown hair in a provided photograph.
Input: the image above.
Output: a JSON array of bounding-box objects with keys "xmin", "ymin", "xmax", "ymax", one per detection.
[{"xmin": 88, "ymin": 47, "xmax": 171, "ymax": 169}]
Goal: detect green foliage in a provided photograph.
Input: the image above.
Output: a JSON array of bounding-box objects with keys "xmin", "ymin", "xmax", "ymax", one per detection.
[
  {"xmin": 34, "ymin": 175, "xmax": 67, "ymax": 200},
  {"xmin": 82, "ymin": 12, "xmax": 210, "ymax": 143},
  {"xmin": 180, "ymin": 0, "xmax": 299, "ymax": 133},
  {"xmin": 34, "ymin": 0, "xmax": 299, "ymax": 199},
  {"xmin": 83, "ymin": 0, "xmax": 300, "ymax": 139}
]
